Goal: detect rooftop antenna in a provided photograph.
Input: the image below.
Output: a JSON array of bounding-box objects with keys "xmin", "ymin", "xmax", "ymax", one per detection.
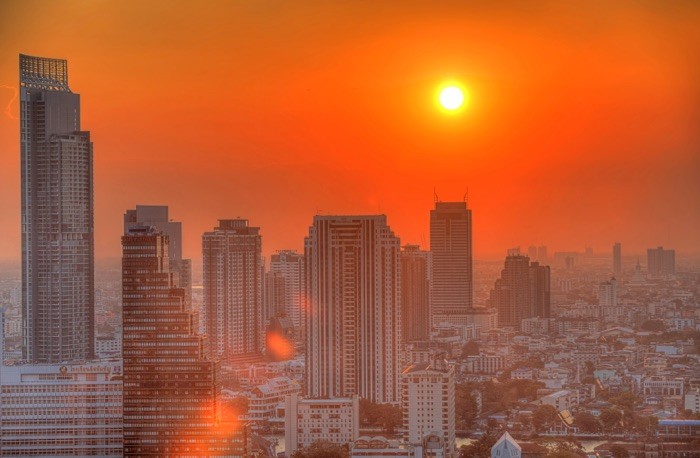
[
  {"xmin": 434, "ymin": 188, "xmax": 439, "ymax": 203},
  {"xmin": 463, "ymin": 187, "xmax": 469, "ymax": 204}
]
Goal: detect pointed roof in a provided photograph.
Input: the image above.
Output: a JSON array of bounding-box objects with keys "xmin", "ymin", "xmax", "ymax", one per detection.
[{"xmin": 491, "ymin": 432, "xmax": 521, "ymax": 458}]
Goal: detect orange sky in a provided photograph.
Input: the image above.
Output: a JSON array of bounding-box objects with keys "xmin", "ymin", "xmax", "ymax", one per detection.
[{"xmin": 1, "ymin": 1, "xmax": 699, "ymax": 262}]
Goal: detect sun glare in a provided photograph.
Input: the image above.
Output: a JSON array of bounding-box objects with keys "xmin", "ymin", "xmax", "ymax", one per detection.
[{"xmin": 438, "ymin": 85, "xmax": 465, "ymax": 111}]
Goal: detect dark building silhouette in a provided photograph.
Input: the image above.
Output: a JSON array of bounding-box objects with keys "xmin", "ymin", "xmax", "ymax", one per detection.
[
  {"xmin": 430, "ymin": 201, "xmax": 472, "ymax": 326},
  {"xmin": 20, "ymin": 54, "xmax": 94, "ymax": 363},
  {"xmin": 491, "ymin": 254, "xmax": 550, "ymax": 330},
  {"xmin": 613, "ymin": 242, "xmax": 622, "ymax": 275},
  {"xmin": 647, "ymin": 246, "xmax": 675, "ymax": 277},
  {"xmin": 121, "ymin": 225, "xmax": 247, "ymax": 456}
]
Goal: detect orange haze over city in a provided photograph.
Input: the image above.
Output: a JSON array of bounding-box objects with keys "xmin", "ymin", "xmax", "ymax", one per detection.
[{"xmin": 1, "ymin": 1, "xmax": 699, "ymax": 263}]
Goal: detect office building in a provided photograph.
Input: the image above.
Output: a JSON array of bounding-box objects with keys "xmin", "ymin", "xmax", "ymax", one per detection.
[
  {"xmin": 20, "ymin": 54, "xmax": 94, "ymax": 363},
  {"xmin": 203, "ymin": 219, "xmax": 264, "ymax": 361},
  {"xmin": 122, "ymin": 225, "xmax": 246, "ymax": 456},
  {"xmin": 0, "ymin": 362, "xmax": 123, "ymax": 457},
  {"xmin": 647, "ymin": 246, "xmax": 676, "ymax": 277},
  {"xmin": 430, "ymin": 201, "xmax": 472, "ymax": 326},
  {"xmin": 613, "ymin": 242, "xmax": 622, "ymax": 275},
  {"xmin": 401, "ymin": 245, "xmax": 431, "ymax": 342},
  {"xmin": 402, "ymin": 355, "xmax": 456, "ymax": 458},
  {"xmin": 490, "ymin": 254, "xmax": 550, "ymax": 330},
  {"xmin": 305, "ymin": 215, "xmax": 401, "ymax": 403},
  {"xmin": 284, "ymin": 394, "xmax": 360, "ymax": 456}
]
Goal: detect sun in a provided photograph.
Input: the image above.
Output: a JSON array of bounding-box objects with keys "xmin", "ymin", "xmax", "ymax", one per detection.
[{"xmin": 439, "ymin": 86, "xmax": 465, "ymax": 110}]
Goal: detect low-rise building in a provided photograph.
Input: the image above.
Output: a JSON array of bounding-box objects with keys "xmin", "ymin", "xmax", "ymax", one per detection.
[{"xmin": 284, "ymin": 394, "xmax": 359, "ymax": 456}]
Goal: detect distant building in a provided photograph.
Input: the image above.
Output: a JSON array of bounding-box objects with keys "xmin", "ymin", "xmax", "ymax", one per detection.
[
  {"xmin": 685, "ymin": 390, "xmax": 700, "ymax": 414},
  {"xmin": 537, "ymin": 246, "xmax": 548, "ymax": 263},
  {"xmin": 305, "ymin": 215, "xmax": 401, "ymax": 403},
  {"xmin": 20, "ymin": 54, "xmax": 94, "ymax": 363},
  {"xmin": 401, "ymin": 245, "xmax": 431, "ymax": 342},
  {"xmin": 490, "ymin": 254, "xmax": 550, "ymax": 330},
  {"xmin": 647, "ymin": 246, "xmax": 675, "ymax": 277},
  {"xmin": 612, "ymin": 242, "xmax": 622, "ymax": 275},
  {"xmin": 124, "ymin": 205, "xmax": 192, "ymax": 308},
  {"xmin": 491, "ymin": 432, "xmax": 521, "ymax": 458},
  {"xmin": 203, "ymin": 219, "xmax": 264, "ymax": 360},
  {"xmin": 350, "ymin": 436, "xmax": 419, "ymax": 457},
  {"xmin": 402, "ymin": 355, "xmax": 456, "ymax": 458},
  {"xmin": 284, "ymin": 394, "xmax": 359, "ymax": 456},
  {"xmin": 598, "ymin": 277, "xmax": 619, "ymax": 321},
  {"xmin": 430, "ymin": 201, "xmax": 473, "ymax": 326},
  {"xmin": 268, "ymin": 250, "xmax": 305, "ymax": 336}
]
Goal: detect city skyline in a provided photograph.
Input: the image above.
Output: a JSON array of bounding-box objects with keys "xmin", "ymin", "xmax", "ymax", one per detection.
[{"xmin": 1, "ymin": 1, "xmax": 699, "ymax": 264}]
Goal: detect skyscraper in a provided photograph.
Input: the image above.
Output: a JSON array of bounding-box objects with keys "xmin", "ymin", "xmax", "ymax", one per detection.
[
  {"xmin": 124, "ymin": 205, "xmax": 192, "ymax": 308},
  {"xmin": 268, "ymin": 250, "xmax": 305, "ymax": 334},
  {"xmin": 430, "ymin": 201, "xmax": 472, "ymax": 326},
  {"xmin": 400, "ymin": 244, "xmax": 431, "ymax": 342},
  {"xmin": 121, "ymin": 225, "xmax": 246, "ymax": 456},
  {"xmin": 203, "ymin": 219, "xmax": 264, "ymax": 361},
  {"xmin": 612, "ymin": 242, "xmax": 622, "ymax": 275},
  {"xmin": 20, "ymin": 54, "xmax": 94, "ymax": 363},
  {"xmin": 305, "ymin": 215, "xmax": 401, "ymax": 403},
  {"xmin": 491, "ymin": 254, "xmax": 550, "ymax": 330},
  {"xmin": 647, "ymin": 246, "xmax": 676, "ymax": 277}
]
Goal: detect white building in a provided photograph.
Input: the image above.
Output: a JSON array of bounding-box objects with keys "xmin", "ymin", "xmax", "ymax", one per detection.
[
  {"xmin": 538, "ymin": 390, "xmax": 578, "ymax": 412},
  {"xmin": 402, "ymin": 356, "xmax": 455, "ymax": 458},
  {"xmin": 284, "ymin": 394, "xmax": 360, "ymax": 456},
  {"xmin": 463, "ymin": 353, "xmax": 505, "ymax": 374},
  {"xmin": 246, "ymin": 376, "xmax": 301, "ymax": 431},
  {"xmin": 0, "ymin": 361, "xmax": 123, "ymax": 457},
  {"xmin": 491, "ymin": 432, "xmax": 521, "ymax": 458},
  {"xmin": 685, "ymin": 390, "xmax": 700, "ymax": 414},
  {"xmin": 642, "ymin": 377, "xmax": 685, "ymax": 397}
]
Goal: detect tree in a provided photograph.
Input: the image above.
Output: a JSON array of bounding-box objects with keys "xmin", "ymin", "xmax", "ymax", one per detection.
[
  {"xmin": 533, "ymin": 405, "xmax": 559, "ymax": 430},
  {"xmin": 359, "ymin": 399, "xmax": 402, "ymax": 434},
  {"xmin": 574, "ymin": 412, "xmax": 600, "ymax": 433},
  {"xmin": 640, "ymin": 320, "xmax": 665, "ymax": 332},
  {"xmin": 462, "ymin": 340, "xmax": 480, "ymax": 357},
  {"xmin": 609, "ymin": 392, "xmax": 638, "ymax": 410},
  {"xmin": 609, "ymin": 445, "xmax": 629, "ymax": 458},
  {"xmin": 455, "ymin": 383, "xmax": 479, "ymax": 430},
  {"xmin": 459, "ymin": 434, "xmax": 498, "ymax": 458},
  {"xmin": 599, "ymin": 408, "xmax": 622, "ymax": 430},
  {"xmin": 291, "ymin": 441, "xmax": 349, "ymax": 458}
]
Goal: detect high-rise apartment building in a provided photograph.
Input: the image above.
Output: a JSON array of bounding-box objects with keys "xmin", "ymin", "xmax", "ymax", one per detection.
[
  {"xmin": 203, "ymin": 219, "xmax": 264, "ymax": 361},
  {"xmin": 122, "ymin": 225, "xmax": 247, "ymax": 456},
  {"xmin": 305, "ymin": 215, "xmax": 401, "ymax": 403},
  {"xmin": 269, "ymin": 250, "xmax": 305, "ymax": 333},
  {"xmin": 430, "ymin": 201, "xmax": 472, "ymax": 326},
  {"xmin": 490, "ymin": 254, "xmax": 550, "ymax": 330},
  {"xmin": 612, "ymin": 242, "xmax": 622, "ymax": 275},
  {"xmin": 401, "ymin": 245, "xmax": 431, "ymax": 342},
  {"xmin": 647, "ymin": 246, "xmax": 676, "ymax": 277},
  {"xmin": 124, "ymin": 205, "xmax": 192, "ymax": 308},
  {"xmin": 402, "ymin": 355, "xmax": 456, "ymax": 458},
  {"xmin": 20, "ymin": 54, "xmax": 94, "ymax": 363}
]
